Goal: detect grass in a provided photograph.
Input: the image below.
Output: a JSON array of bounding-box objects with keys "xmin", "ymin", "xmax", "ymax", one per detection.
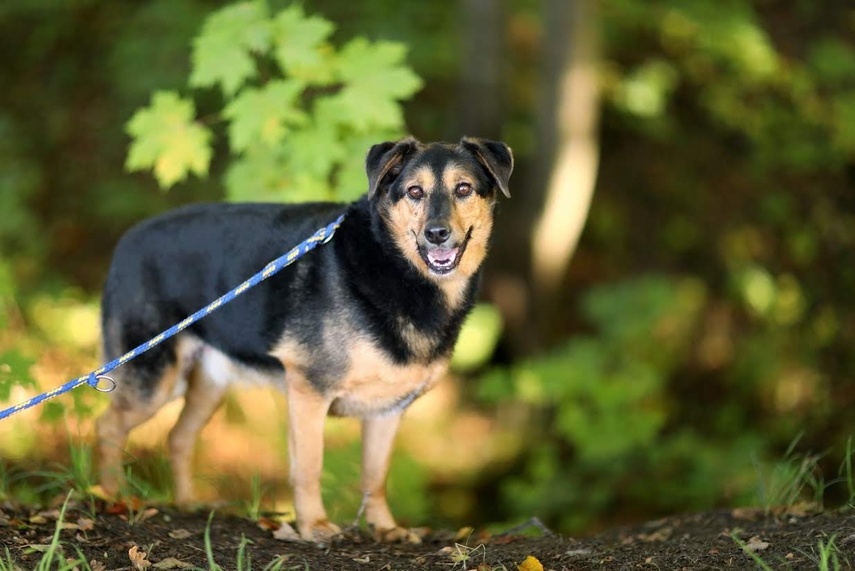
[
  {"xmin": 734, "ymin": 533, "xmax": 847, "ymax": 571},
  {"xmin": 244, "ymin": 472, "xmax": 266, "ymax": 521},
  {"xmin": 203, "ymin": 510, "xmax": 301, "ymax": 571},
  {"xmin": 838, "ymin": 436, "xmax": 854, "ymax": 507},
  {"xmin": 809, "ymin": 536, "xmax": 843, "ymax": 571},
  {"xmin": 33, "ymin": 491, "xmax": 91, "ymax": 571},
  {"xmin": 753, "ymin": 434, "xmax": 825, "ymax": 514}
]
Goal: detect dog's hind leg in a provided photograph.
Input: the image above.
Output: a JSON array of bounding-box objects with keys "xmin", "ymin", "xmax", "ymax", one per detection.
[
  {"xmin": 168, "ymin": 363, "xmax": 227, "ymax": 505},
  {"xmin": 360, "ymin": 411, "xmax": 408, "ymax": 541},
  {"xmin": 96, "ymin": 364, "xmax": 183, "ymax": 499}
]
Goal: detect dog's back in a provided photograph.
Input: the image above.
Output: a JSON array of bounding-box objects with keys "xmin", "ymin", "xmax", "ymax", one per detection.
[{"xmin": 101, "ymin": 201, "xmax": 345, "ymax": 387}]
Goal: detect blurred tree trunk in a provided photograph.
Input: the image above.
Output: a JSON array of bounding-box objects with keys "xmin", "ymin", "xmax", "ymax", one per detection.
[
  {"xmin": 458, "ymin": 0, "xmax": 504, "ymax": 139},
  {"xmin": 487, "ymin": 0, "xmax": 600, "ymax": 354},
  {"xmin": 530, "ymin": 0, "xmax": 600, "ymax": 341}
]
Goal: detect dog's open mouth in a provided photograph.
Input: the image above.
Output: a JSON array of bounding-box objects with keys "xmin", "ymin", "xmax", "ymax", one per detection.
[
  {"xmin": 426, "ymin": 247, "xmax": 460, "ymax": 272},
  {"xmin": 417, "ymin": 228, "xmax": 472, "ymax": 275}
]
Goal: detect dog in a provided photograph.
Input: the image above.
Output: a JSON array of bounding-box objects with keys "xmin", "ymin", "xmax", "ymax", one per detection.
[{"xmin": 96, "ymin": 136, "xmax": 513, "ymax": 541}]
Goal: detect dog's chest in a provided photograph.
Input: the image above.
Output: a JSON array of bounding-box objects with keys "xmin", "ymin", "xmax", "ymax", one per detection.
[
  {"xmin": 273, "ymin": 334, "xmax": 448, "ymax": 417},
  {"xmin": 330, "ymin": 337, "xmax": 447, "ymax": 416}
]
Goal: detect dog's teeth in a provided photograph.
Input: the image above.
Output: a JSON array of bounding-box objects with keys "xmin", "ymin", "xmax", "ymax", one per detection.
[{"xmin": 428, "ymin": 248, "xmax": 458, "ymax": 267}]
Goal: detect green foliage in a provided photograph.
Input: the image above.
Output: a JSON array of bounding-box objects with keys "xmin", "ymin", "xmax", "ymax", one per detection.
[
  {"xmin": 479, "ymin": 275, "xmax": 764, "ymax": 530},
  {"xmin": 126, "ymin": 1, "xmax": 422, "ymax": 201}
]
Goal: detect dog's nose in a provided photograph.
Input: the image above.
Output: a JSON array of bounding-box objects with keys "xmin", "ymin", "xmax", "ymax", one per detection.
[{"xmin": 424, "ymin": 224, "xmax": 450, "ymax": 245}]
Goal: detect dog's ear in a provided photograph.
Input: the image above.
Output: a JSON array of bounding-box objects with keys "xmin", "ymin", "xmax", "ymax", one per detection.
[
  {"xmin": 460, "ymin": 137, "xmax": 514, "ymax": 198},
  {"xmin": 366, "ymin": 137, "xmax": 419, "ymax": 198}
]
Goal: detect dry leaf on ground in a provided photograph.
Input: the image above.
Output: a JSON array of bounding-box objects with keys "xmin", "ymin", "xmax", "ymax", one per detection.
[
  {"xmin": 517, "ymin": 554, "xmax": 544, "ymax": 571},
  {"xmin": 129, "ymin": 545, "xmax": 152, "ymax": 570},
  {"xmin": 168, "ymin": 528, "xmax": 193, "ymax": 539},
  {"xmin": 272, "ymin": 522, "xmax": 300, "ymax": 541},
  {"xmin": 745, "ymin": 536, "xmax": 770, "ymax": 552},
  {"xmin": 153, "ymin": 557, "xmax": 195, "ymax": 569}
]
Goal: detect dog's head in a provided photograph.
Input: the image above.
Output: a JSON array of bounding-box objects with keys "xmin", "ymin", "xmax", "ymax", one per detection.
[{"xmin": 365, "ymin": 137, "xmax": 513, "ymax": 282}]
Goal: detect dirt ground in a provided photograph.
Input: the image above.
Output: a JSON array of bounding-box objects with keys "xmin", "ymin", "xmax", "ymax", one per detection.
[{"xmin": 1, "ymin": 500, "xmax": 853, "ymax": 570}]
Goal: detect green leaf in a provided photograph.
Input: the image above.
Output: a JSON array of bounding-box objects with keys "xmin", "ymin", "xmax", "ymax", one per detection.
[
  {"xmin": 336, "ymin": 132, "xmax": 395, "ymax": 200},
  {"xmin": 126, "ymin": 91, "xmax": 212, "ymax": 189},
  {"xmin": 225, "ymin": 144, "xmax": 290, "ymax": 202},
  {"xmin": 271, "ymin": 5, "xmax": 335, "ymax": 84},
  {"xmin": 328, "ymin": 39, "xmax": 423, "ymax": 131},
  {"xmin": 189, "ymin": 1, "xmax": 270, "ymax": 96},
  {"xmin": 224, "ymin": 79, "xmax": 307, "ymax": 152},
  {"xmin": 283, "ymin": 105, "xmax": 345, "ymax": 180}
]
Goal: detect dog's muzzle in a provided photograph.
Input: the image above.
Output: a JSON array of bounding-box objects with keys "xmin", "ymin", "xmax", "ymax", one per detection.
[{"xmin": 417, "ymin": 227, "xmax": 472, "ymax": 275}]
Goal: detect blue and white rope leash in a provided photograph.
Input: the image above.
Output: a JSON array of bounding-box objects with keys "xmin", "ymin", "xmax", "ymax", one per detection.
[{"xmin": 0, "ymin": 214, "xmax": 345, "ymax": 421}]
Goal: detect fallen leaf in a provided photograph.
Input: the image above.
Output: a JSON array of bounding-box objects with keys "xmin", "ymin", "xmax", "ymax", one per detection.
[
  {"xmin": 28, "ymin": 515, "xmax": 48, "ymax": 525},
  {"xmin": 88, "ymin": 485, "xmax": 112, "ymax": 501},
  {"xmin": 272, "ymin": 522, "xmax": 301, "ymax": 541},
  {"xmin": 731, "ymin": 507, "xmax": 762, "ymax": 521},
  {"xmin": 168, "ymin": 529, "xmax": 193, "ymax": 540},
  {"xmin": 153, "ymin": 557, "xmax": 194, "ymax": 569},
  {"xmin": 90, "ymin": 560, "xmax": 107, "ymax": 571},
  {"xmin": 352, "ymin": 555, "xmax": 370, "ymax": 563},
  {"xmin": 129, "ymin": 545, "xmax": 152, "ymax": 570},
  {"xmin": 107, "ymin": 497, "xmax": 145, "ymax": 515},
  {"xmin": 77, "ymin": 517, "xmax": 95, "ymax": 531},
  {"xmin": 25, "ymin": 544, "xmax": 52, "ymax": 553},
  {"xmin": 517, "ymin": 555, "xmax": 544, "ymax": 571},
  {"xmin": 639, "ymin": 527, "xmax": 673, "ymax": 542},
  {"xmin": 745, "ymin": 536, "xmax": 770, "ymax": 552},
  {"xmin": 454, "ymin": 526, "xmax": 475, "ymax": 541},
  {"xmin": 136, "ymin": 508, "xmax": 159, "ymax": 523},
  {"xmin": 257, "ymin": 517, "xmax": 279, "ymax": 531}
]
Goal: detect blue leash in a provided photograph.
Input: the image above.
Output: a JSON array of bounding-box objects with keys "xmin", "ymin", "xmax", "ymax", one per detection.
[{"xmin": 0, "ymin": 214, "xmax": 345, "ymax": 421}]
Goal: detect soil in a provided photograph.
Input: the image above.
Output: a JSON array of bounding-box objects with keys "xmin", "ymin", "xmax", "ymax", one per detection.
[{"xmin": 1, "ymin": 500, "xmax": 854, "ymax": 570}]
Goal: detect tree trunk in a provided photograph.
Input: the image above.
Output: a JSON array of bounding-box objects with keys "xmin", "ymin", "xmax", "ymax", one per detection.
[
  {"xmin": 458, "ymin": 0, "xmax": 504, "ymax": 140},
  {"xmin": 530, "ymin": 0, "xmax": 600, "ymax": 342}
]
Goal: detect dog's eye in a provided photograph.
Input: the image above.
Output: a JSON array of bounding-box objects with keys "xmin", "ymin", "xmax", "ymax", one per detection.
[
  {"xmin": 406, "ymin": 185, "xmax": 424, "ymax": 200},
  {"xmin": 455, "ymin": 182, "xmax": 473, "ymax": 197}
]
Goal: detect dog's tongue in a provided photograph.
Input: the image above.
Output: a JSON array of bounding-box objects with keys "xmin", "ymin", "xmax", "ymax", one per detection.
[{"xmin": 427, "ymin": 247, "xmax": 459, "ymax": 266}]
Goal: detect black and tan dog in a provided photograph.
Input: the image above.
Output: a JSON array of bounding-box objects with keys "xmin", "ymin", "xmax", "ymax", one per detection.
[{"xmin": 96, "ymin": 136, "xmax": 512, "ymax": 541}]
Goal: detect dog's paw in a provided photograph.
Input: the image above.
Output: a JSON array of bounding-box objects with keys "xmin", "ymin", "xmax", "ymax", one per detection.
[
  {"xmin": 298, "ymin": 519, "xmax": 341, "ymax": 542},
  {"xmin": 372, "ymin": 525, "xmax": 427, "ymax": 544}
]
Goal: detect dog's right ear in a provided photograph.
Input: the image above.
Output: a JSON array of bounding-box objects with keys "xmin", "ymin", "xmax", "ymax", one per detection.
[{"xmin": 366, "ymin": 137, "xmax": 419, "ymax": 198}]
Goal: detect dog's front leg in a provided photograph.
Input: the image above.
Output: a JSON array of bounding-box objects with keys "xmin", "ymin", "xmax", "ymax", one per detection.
[
  {"xmin": 286, "ymin": 379, "xmax": 340, "ymax": 541},
  {"xmin": 361, "ymin": 411, "xmax": 410, "ymax": 541}
]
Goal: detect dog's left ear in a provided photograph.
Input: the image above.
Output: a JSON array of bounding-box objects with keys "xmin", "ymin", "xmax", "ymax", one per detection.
[
  {"xmin": 460, "ymin": 137, "xmax": 514, "ymax": 198},
  {"xmin": 366, "ymin": 137, "xmax": 419, "ymax": 198}
]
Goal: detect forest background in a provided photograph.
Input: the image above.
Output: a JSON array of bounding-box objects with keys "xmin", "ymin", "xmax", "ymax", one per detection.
[{"xmin": 1, "ymin": 0, "xmax": 854, "ymax": 535}]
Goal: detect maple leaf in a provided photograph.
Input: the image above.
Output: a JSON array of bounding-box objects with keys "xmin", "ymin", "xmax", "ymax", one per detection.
[
  {"xmin": 126, "ymin": 91, "xmax": 212, "ymax": 189},
  {"xmin": 327, "ymin": 39, "xmax": 423, "ymax": 132},
  {"xmin": 271, "ymin": 5, "xmax": 335, "ymax": 83},
  {"xmin": 283, "ymin": 104, "xmax": 345, "ymax": 179},
  {"xmin": 335, "ymin": 131, "xmax": 398, "ymax": 200},
  {"xmin": 226, "ymin": 145, "xmax": 286, "ymax": 201},
  {"xmin": 224, "ymin": 79, "xmax": 307, "ymax": 152},
  {"xmin": 189, "ymin": 0, "xmax": 270, "ymax": 96}
]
